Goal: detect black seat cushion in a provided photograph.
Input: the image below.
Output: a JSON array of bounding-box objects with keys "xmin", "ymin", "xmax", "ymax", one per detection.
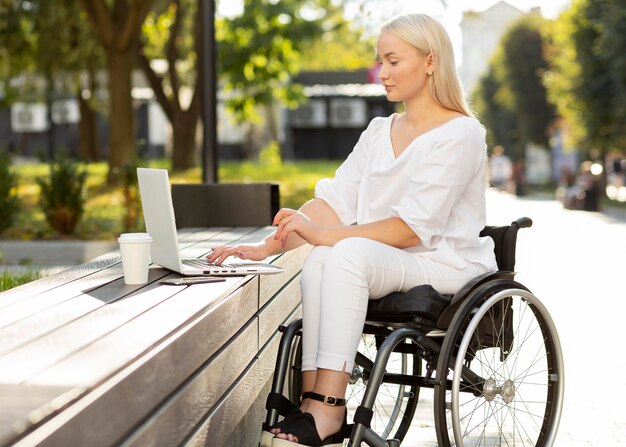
[{"xmin": 366, "ymin": 285, "xmax": 452, "ymax": 323}]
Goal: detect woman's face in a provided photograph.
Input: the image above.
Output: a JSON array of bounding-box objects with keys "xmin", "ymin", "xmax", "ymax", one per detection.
[{"xmin": 376, "ymin": 30, "xmax": 431, "ymax": 102}]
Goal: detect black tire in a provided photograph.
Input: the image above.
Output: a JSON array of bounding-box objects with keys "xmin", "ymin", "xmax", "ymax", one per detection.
[{"xmin": 434, "ymin": 282, "xmax": 564, "ymax": 446}]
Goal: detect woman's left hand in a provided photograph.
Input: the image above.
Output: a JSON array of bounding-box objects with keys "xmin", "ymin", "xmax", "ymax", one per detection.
[{"xmin": 273, "ymin": 208, "xmax": 326, "ymax": 247}]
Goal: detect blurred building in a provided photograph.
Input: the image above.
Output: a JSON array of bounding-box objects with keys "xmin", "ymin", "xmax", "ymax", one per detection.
[
  {"xmin": 287, "ymin": 70, "xmax": 393, "ymax": 160},
  {"xmin": 460, "ymin": 1, "xmax": 540, "ymax": 93},
  {"xmin": 1, "ymin": 69, "xmax": 393, "ymax": 162}
]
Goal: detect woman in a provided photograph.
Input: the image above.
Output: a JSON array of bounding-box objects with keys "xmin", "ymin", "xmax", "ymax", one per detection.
[{"xmin": 208, "ymin": 13, "xmax": 497, "ymax": 447}]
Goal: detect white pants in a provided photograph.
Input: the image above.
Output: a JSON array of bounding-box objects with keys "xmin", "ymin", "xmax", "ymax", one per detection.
[{"xmin": 299, "ymin": 237, "xmax": 489, "ymax": 373}]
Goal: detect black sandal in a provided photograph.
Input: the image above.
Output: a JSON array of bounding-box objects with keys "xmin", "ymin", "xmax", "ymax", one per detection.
[
  {"xmin": 260, "ymin": 392, "xmax": 315, "ymax": 447},
  {"xmin": 271, "ymin": 392, "xmax": 351, "ymax": 447}
]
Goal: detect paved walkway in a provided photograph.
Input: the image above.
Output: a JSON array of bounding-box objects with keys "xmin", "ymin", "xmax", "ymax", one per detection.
[{"xmin": 398, "ymin": 189, "xmax": 626, "ymax": 446}]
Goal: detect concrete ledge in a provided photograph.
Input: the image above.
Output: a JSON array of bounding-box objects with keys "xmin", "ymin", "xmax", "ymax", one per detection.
[{"xmin": 0, "ymin": 240, "xmax": 117, "ymax": 265}]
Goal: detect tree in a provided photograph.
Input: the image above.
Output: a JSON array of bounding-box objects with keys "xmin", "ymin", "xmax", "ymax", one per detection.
[
  {"xmin": 501, "ymin": 16, "xmax": 555, "ymax": 149},
  {"xmin": 599, "ymin": 0, "xmax": 626, "ymax": 150},
  {"xmin": 473, "ymin": 15, "xmax": 555, "ymax": 161},
  {"xmin": 0, "ymin": 0, "xmax": 103, "ymax": 161},
  {"xmin": 298, "ymin": 3, "xmax": 376, "ymax": 72},
  {"xmin": 78, "ymin": 0, "xmax": 153, "ymax": 182},
  {"xmin": 216, "ymin": 0, "xmax": 328, "ymax": 159},
  {"xmin": 139, "ymin": 0, "xmax": 343, "ymax": 167},
  {"xmin": 472, "ymin": 57, "xmax": 519, "ymax": 154},
  {"xmin": 139, "ymin": 0, "xmax": 200, "ymax": 170},
  {"xmin": 544, "ymin": 0, "xmax": 626, "ymax": 156},
  {"xmin": 0, "ymin": 1, "xmax": 33, "ymax": 100}
]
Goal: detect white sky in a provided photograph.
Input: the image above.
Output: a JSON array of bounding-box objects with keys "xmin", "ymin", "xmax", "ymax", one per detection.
[{"xmin": 216, "ymin": 0, "xmax": 572, "ymax": 65}]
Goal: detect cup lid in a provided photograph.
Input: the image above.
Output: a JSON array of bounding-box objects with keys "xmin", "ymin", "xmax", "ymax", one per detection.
[{"xmin": 118, "ymin": 232, "xmax": 152, "ymax": 243}]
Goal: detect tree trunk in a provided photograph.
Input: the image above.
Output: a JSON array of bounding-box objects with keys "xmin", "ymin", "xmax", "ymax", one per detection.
[
  {"xmin": 78, "ymin": 95, "xmax": 100, "ymax": 162},
  {"xmin": 106, "ymin": 49, "xmax": 135, "ymax": 183},
  {"xmin": 77, "ymin": 71, "xmax": 101, "ymax": 162},
  {"xmin": 171, "ymin": 109, "xmax": 198, "ymax": 170}
]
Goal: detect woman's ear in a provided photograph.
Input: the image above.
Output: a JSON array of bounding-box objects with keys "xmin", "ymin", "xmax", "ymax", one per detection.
[{"xmin": 426, "ymin": 52, "xmax": 435, "ymax": 72}]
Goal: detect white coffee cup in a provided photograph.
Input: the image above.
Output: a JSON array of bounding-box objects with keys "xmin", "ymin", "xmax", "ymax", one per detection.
[{"xmin": 118, "ymin": 232, "xmax": 152, "ymax": 285}]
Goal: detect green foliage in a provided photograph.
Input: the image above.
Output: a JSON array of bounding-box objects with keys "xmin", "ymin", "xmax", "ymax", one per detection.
[
  {"xmin": 139, "ymin": 0, "xmax": 200, "ymax": 170},
  {"xmin": 217, "ymin": 0, "xmax": 327, "ymax": 124},
  {"xmin": 473, "ymin": 56, "xmax": 520, "ymax": 156},
  {"xmin": 0, "ymin": 268, "xmax": 41, "ymax": 292},
  {"xmin": 473, "ymin": 15, "xmax": 555, "ymax": 160},
  {"xmin": 0, "ymin": 152, "xmax": 20, "ymax": 234},
  {"xmin": 142, "ymin": 0, "xmax": 196, "ymax": 84},
  {"xmin": 501, "ymin": 16, "xmax": 555, "ymax": 148},
  {"xmin": 298, "ymin": 3, "xmax": 376, "ymax": 71},
  {"xmin": 544, "ymin": 0, "xmax": 626, "ymax": 155},
  {"xmin": 37, "ymin": 156, "xmax": 87, "ymax": 235},
  {"xmin": 8, "ymin": 160, "xmax": 340, "ymax": 240},
  {"xmin": 0, "ymin": 1, "xmax": 102, "ymax": 103},
  {"xmin": 219, "ymin": 160, "xmax": 341, "ymax": 209},
  {"xmin": 258, "ymin": 140, "xmax": 282, "ymax": 167}
]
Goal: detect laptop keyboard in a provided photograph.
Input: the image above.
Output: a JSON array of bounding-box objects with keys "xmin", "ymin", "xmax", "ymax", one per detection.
[{"xmin": 182, "ymin": 259, "xmax": 237, "ymax": 273}]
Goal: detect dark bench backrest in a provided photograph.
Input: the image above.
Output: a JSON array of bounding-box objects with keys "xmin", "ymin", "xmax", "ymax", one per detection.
[
  {"xmin": 172, "ymin": 183, "xmax": 280, "ymax": 228},
  {"xmin": 479, "ymin": 217, "xmax": 532, "ymax": 272}
]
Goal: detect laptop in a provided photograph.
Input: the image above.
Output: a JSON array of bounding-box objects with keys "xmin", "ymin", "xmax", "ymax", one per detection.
[{"xmin": 137, "ymin": 167, "xmax": 284, "ymax": 276}]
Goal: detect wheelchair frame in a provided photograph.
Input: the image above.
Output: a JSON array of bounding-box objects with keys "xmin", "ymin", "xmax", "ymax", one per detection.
[{"xmin": 265, "ymin": 217, "xmax": 564, "ymax": 446}]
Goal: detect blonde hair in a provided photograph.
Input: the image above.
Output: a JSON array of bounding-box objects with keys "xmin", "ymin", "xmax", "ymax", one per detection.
[{"xmin": 381, "ymin": 14, "xmax": 473, "ymax": 117}]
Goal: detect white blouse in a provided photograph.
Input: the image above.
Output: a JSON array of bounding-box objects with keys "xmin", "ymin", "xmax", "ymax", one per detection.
[{"xmin": 315, "ymin": 114, "xmax": 498, "ymax": 271}]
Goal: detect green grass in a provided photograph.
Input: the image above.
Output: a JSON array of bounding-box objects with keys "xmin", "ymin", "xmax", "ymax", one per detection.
[
  {"xmin": 5, "ymin": 159, "xmax": 341, "ymax": 241},
  {"xmin": 0, "ymin": 269, "xmax": 42, "ymax": 292}
]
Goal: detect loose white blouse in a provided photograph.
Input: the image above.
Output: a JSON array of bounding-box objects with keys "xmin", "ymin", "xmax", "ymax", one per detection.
[{"xmin": 315, "ymin": 113, "xmax": 498, "ymax": 271}]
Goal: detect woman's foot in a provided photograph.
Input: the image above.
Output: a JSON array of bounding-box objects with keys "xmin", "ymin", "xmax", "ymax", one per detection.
[
  {"xmin": 273, "ymin": 400, "xmax": 345, "ymax": 444},
  {"xmin": 261, "ymin": 391, "xmax": 311, "ymax": 438},
  {"xmin": 262, "ymin": 392, "xmax": 315, "ymax": 446}
]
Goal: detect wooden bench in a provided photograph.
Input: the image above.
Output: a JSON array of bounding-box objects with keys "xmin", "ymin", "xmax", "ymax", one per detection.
[{"xmin": 0, "ymin": 226, "xmax": 309, "ymax": 446}]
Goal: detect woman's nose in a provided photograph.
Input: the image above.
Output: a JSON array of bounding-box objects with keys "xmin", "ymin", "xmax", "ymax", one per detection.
[{"xmin": 378, "ymin": 65, "xmax": 388, "ymax": 81}]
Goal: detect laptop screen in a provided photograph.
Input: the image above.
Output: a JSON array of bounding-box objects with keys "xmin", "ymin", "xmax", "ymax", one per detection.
[{"xmin": 137, "ymin": 168, "xmax": 185, "ymax": 273}]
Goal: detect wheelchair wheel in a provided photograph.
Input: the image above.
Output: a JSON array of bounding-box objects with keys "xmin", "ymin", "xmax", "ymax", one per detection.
[
  {"xmin": 289, "ymin": 332, "xmax": 421, "ymax": 441},
  {"xmin": 434, "ymin": 286, "xmax": 564, "ymax": 446}
]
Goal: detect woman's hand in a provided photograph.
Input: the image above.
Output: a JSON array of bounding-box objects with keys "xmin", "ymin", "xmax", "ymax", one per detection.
[
  {"xmin": 273, "ymin": 208, "xmax": 326, "ymax": 247},
  {"xmin": 207, "ymin": 243, "xmax": 271, "ymax": 265}
]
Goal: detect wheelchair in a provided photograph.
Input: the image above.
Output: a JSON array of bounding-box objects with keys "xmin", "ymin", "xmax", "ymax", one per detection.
[{"xmin": 264, "ymin": 217, "xmax": 564, "ymax": 446}]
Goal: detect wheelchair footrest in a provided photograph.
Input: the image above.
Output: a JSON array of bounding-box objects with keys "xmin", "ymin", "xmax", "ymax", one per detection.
[{"xmin": 366, "ymin": 285, "xmax": 451, "ymax": 323}]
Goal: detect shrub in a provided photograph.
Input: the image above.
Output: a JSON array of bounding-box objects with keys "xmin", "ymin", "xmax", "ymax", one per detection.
[
  {"xmin": 37, "ymin": 156, "xmax": 87, "ymax": 235},
  {"xmin": 0, "ymin": 152, "xmax": 20, "ymax": 234},
  {"xmin": 258, "ymin": 140, "xmax": 282, "ymax": 167}
]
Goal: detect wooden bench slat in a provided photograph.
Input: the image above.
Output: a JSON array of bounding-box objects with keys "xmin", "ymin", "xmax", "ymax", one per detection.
[
  {"xmin": 183, "ymin": 304, "xmax": 300, "ymax": 447},
  {"xmin": 0, "ymin": 253, "xmax": 121, "ymax": 310},
  {"xmin": 6, "ymin": 277, "xmax": 259, "ymax": 446},
  {"xmin": 259, "ymin": 276, "xmax": 302, "ymax": 348},
  {"xmin": 0, "ymin": 228, "xmax": 261, "ymax": 353},
  {"xmin": 120, "ymin": 318, "xmax": 259, "ymax": 447},
  {"xmin": 0, "ymin": 384, "xmax": 74, "ymax": 446},
  {"xmin": 0, "ymin": 264, "xmax": 125, "ymax": 330},
  {"xmin": 0, "ymin": 270, "xmax": 176, "ymax": 378},
  {"xmin": 21, "ymin": 276, "xmax": 255, "ymax": 386}
]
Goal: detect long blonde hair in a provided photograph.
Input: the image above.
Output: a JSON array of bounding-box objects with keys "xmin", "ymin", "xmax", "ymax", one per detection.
[{"xmin": 381, "ymin": 14, "xmax": 472, "ymax": 117}]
